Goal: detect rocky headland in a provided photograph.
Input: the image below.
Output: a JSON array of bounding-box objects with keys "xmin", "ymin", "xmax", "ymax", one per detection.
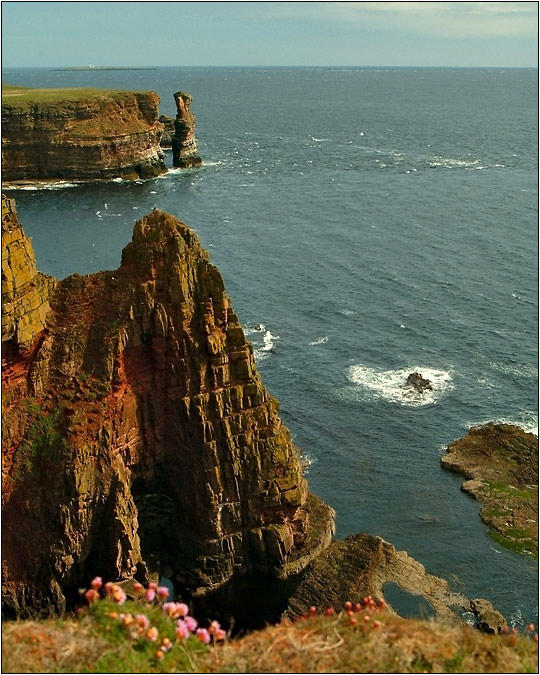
[
  {"xmin": 1, "ymin": 196, "xmax": 506, "ymax": 634},
  {"xmin": 1, "ymin": 86, "xmax": 201, "ymax": 184},
  {"xmin": 441, "ymin": 423, "xmax": 538, "ymax": 558}
]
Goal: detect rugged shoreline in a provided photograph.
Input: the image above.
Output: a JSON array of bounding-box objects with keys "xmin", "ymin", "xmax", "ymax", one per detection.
[{"xmin": 441, "ymin": 423, "xmax": 538, "ymax": 558}]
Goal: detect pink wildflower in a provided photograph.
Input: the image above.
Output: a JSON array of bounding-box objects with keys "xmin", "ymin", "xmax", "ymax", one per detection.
[
  {"xmin": 135, "ymin": 614, "xmax": 150, "ymax": 631},
  {"xmin": 145, "ymin": 588, "xmax": 156, "ymax": 603},
  {"xmin": 176, "ymin": 621, "xmax": 190, "ymax": 640},
  {"xmin": 157, "ymin": 586, "xmax": 169, "ymax": 599},
  {"xmin": 363, "ymin": 614, "xmax": 371, "ymax": 623},
  {"xmin": 84, "ymin": 589, "xmax": 99, "ymax": 604},
  {"xmin": 155, "ymin": 650, "xmax": 164, "ymax": 660},
  {"xmin": 148, "ymin": 582, "xmax": 158, "ymax": 591},
  {"xmin": 176, "ymin": 602, "xmax": 189, "ymax": 617},
  {"xmin": 146, "ymin": 626, "xmax": 159, "ymax": 642},
  {"xmin": 162, "ymin": 602, "xmax": 177, "ymax": 617},
  {"xmin": 196, "ymin": 628, "xmax": 211, "ymax": 644},
  {"xmin": 325, "ymin": 607, "xmax": 334, "ymax": 616},
  {"xmin": 309, "ymin": 606, "xmax": 317, "ymax": 616},
  {"xmin": 184, "ymin": 615, "xmax": 198, "ymax": 632},
  {"xmin": 373, "ymin": 620, "xmax": 382, "ymax": 629},
  {"xmin": 344, "ymin": 601, "xmax": 352, "ymax": 611},
  {"xmin": 528, "ymin": 623, "xmax": 536, "ymax": 632},
  {"xmin": 161, "ymin": 637, "xmax": 173, "ymax": 652},
  {"xmin": 120, "ymin": 613, "xmax": 134, "ymax": 627},
  {"xmin": 112, "ymin": 586, "xmax": 127, "ymax": 605},
  {"xmin": 133, "ymin": 582, "xmax": 144, "ymax": 594},
  {"xmin": 214, "ymin": 628, "xmax": 227, "ymax": 641},
  {"xmin": 104, "ymin": 581, "xmax": 114, "ymax": 596},
  {"xmin": 90, "ymin": 576, "xmax": 103, "ymax": 590},
  {"xmin": 208, "ymin": 620, "xmax": 222, "ymax": 635}
]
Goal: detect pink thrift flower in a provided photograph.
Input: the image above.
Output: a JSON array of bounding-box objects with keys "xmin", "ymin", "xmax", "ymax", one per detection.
[
  {"xmin": 155, "ymin": 650, "xmax": 164, "ymax": 660},
  {"xmin": 176, "ymin": 602, "xmax": 189, "ymax": 617},
  {"xmin": 148, "ymin": 582, "xmax": 158, "ymax": 591},
  {"xmin": 176, "ymin": 621, "xmax": 190, "ymax": 640},
  {"xmin": 161, "ymin": 637, "xmax": 173, "ymax": 652},
  {"xmin": 135, "ymin": 613, "xmax": 150, "ymax": 630},
  {"xmin": 162, "ymin": 602, "xmax": 176, "ymax": 617},
  {"xmin": 90, "ymin": 576, "xmax": 103, "ymax": 590},
  {"xmin": 84, "ymin": 588, "xmax": 99, "ymax": 604},
  {"xmin": 157, "ymin": 586, "xmax": 169, "ymax": 599},
  {"xmin": 145, "ymin": 588, "xmax": 156, "ymax": 603},
  {"xmin": 184, "ymin": 615, "xmax": 198, "ymax": 632},
  {"xmin": 196, "ymin": 628, "xmax": 211, "ymax": 644},
  {"xmin": 133, "ymin": 582, "xmax": 144, "ymax": 594},
  {"xmin": 112, "ymin": 586, "xmax": 127, "ymax": 605},
  {"xmin": 208, "ymin": 620, "xmax": 221, "ymax": 635},
  {"xmin": 104, "ymin": 581, "xmax": 114, "ymax": 596},
  {"xmin": 214, "ymin": 628, "xmax": 227, "ymax": 641},
  {"xmin": 146, "ymin": 626, "xmax": 159, "ymax": 642}
]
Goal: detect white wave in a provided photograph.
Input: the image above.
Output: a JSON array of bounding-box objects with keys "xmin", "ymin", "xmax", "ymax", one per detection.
[
  {"xmin": 345, "ymin": 364, "xmax": 454, "ymax": 407},
  {"xmin": 465, "ymin": 414, "xmax": 538, "ymax": 438},
  {"xmin": 7, "ymin": 181, "xmax": 80, "ymax": 191},
  {"xmin": 253, "ymin": 330, "xmax": 279, "ymax": 362},
  {"xmin": 310, "ymin": 135, "xmax": 328, "ymax": 142},
  {"xmin": 309, "ymin": 336, "xmax": 328, "ymax": 346}
]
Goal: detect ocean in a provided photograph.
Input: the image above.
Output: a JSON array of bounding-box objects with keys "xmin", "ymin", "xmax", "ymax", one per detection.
[{"xmin": 2, "ymin": 66, "xmax": 538, "ymax": 628}]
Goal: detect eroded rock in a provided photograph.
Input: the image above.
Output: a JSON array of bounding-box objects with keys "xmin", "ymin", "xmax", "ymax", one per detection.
[{"xmin": 1, "ymin": 203, "xmax": 333, "ymax": 618}]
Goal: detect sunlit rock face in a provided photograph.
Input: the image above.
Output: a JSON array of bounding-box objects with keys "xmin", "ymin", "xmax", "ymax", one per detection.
[
  {"xmin": 1, "ymin": 203, "xmax": 334, "ymax": 619},
  {"xmin": 1, "ymin": 90, "xmax": 167, "ymax": 182}
]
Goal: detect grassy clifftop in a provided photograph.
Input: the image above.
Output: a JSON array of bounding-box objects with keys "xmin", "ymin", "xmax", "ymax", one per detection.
[
  {"xmin": 2, "ymin": 594, "xmax": 538, "ymax": 674},
  {"xmin": 2, "ymin": 84, "xmax": 153, "ymax": 105}
]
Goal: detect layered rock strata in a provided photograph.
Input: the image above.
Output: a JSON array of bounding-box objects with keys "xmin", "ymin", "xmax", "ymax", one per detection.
[
  {"xmin": 286, "ymin": 534, "xmax": 507, "ymax": 633},
  {"xmin": 1, "ymin": 202, "xmax": 334, "ymax": 619},
  {"xmin": 1, "ymin": 88, "xmax": 167, "ymax": 182},
  {"xmin": 2, "ymin": 196, "xmax": 54, "ymax": 350},
  {"xmin": 171, "ymin": 91, "xmax": 202, "ymax": 168},
  {"xmin": 158, "ymin": 115, "xmax": 175, "ymax": 148}
]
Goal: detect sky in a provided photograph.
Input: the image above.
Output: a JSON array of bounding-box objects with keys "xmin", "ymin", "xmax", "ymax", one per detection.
[{"xmin": 1, "ymin": 1, "xmax": 538, "ymax": 68}]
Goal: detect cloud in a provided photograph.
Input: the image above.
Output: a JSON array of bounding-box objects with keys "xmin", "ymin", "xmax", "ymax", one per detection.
[{"xmin": 271, "ymin": 1, "xmax": 538, "ymax": 39}]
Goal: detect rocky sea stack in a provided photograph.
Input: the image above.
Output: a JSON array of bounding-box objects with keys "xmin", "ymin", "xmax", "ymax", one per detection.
[
  {"xmin": 1, "ymin": 195, "xmax": 334, "ymax": 622},
  {"xmin": 1, "ymin": 197, "xmax": 509, "ymax": 633},
  {"xmin": 1, "ymin": 86, "xmax": 202, "ymax": 183}
]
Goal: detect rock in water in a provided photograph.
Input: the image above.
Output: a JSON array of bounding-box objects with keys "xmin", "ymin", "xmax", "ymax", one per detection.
[
  {"xmin": 405, "ymin": 372, "xmax": 433, "ymax": 394},
  {"xmin": 171, "ymin": 91, "xmax": 202, "ymax": 168}
]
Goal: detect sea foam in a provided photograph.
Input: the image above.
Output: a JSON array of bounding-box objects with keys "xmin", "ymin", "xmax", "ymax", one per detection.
[{"xmin": 344, "ymin": 363, "xmax": 454, "ymax": 407}]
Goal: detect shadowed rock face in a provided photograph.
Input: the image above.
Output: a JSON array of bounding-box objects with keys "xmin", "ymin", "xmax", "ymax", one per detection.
[
  {"xmin": 1, "ymin": 90, "xmax": 167, "ymax": 182},
  {"xmin": 1, "ymin": 202, "xmax": 334, "ymax": 619}
]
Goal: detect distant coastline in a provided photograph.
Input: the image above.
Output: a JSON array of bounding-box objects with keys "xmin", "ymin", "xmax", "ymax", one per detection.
[{"xmin": 54, "ymin": 66, "xmax": 157, "ymax": 71}]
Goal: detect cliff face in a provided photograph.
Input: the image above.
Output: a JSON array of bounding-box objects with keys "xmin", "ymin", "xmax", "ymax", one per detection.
[
  {"xmin": 1, "ymin": 200, "xmax": 334, "ymax": 619},
  {"xmin": 171, "ymin": 91, "xmax": 202, "ymax": 168},
  {"xmin": 1, "ymin": 89, "xmax": 167, "ymax": 182}
]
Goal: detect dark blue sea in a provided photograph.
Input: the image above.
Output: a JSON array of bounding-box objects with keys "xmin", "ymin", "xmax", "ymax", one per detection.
[{"xmin": 3, "ymin": 66, "xmax": 538, "ymax": 628}]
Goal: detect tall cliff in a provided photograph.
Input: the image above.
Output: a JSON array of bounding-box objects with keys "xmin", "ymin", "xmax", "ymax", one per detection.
[
  {"xmin": 1, "ymin": 88, "xmax": 167, "ymax": 182},
  {"xmin": 1, "ymin": 199, "xmax": 334, "ymax": 620},
  {"xmin": 171, "ymin": 91, "xmax": 202, "ymax": 168}
]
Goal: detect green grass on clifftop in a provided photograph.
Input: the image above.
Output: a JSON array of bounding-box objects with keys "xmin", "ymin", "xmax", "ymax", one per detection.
[
  {"xmin": 2, "ymin": 598, "xmax": 538, "ymax": 674},
  {"xmin": 2, "ymin": 84, "xmax": 151, "ymax": 104}
]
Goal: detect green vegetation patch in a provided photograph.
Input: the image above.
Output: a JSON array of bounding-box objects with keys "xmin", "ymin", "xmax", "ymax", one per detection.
[{"xmin": 2, "ymin": 83, "xmax": 148, "ymax": 104}]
